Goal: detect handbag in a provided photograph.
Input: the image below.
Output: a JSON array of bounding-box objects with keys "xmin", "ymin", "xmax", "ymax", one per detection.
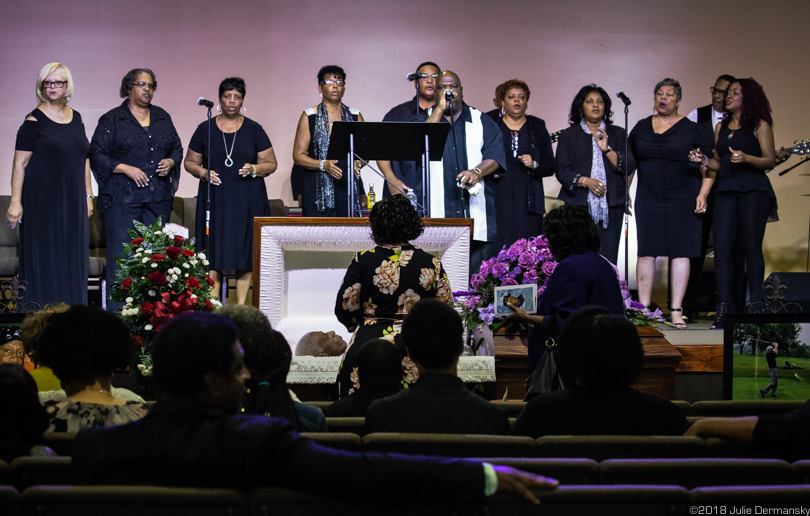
[{"xmin": 524, "ymin": 339, "xmax": 564, "ymax": 401}]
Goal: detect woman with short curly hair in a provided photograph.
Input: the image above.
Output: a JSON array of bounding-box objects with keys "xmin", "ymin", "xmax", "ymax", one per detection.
[{"xmin": 334, "ymin": 195, "xmax": 453, "ymax": 398}]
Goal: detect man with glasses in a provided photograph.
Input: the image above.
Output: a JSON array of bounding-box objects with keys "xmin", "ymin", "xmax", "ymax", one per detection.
[
  {"xmin": 415, "ymin": 71, "xmax": 506, "ymax": 274},
  {"xmin": 684, "ymin": 75, "xmax": 737, "ymax": 320},
  {"xmin": 377, "ymin": 61, "xmax": 441, "ymax": 200}
]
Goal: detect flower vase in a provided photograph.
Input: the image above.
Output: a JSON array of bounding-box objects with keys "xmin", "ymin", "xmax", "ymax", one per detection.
[{"xmin": 467, "ymin": 325, "xmax": 495, "ymax": 356}]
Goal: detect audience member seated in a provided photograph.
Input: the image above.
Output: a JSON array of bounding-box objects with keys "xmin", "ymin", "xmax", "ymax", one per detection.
[
  {"xmin": 322, "ymin": 339, "xmax": 403, "ymax": 417},
  {"xmin": 20, "ymin": 304, "xmax": 144, "ymax": 402},
  {"xmin": 72, "ymin": 312, "xmax": 557, "ymax": 504},
  {"xmin": 0, "ymin": 326, "xmax": 24, "ymax": 367},
  {"xmin": 37, "ymin": 305, "xmax": 148, "ymax": 432},
  {"xmin": 513, "ymin": 306, "xmax": 689, "ymax": 438},
  {"xmin": 365, "ymin": 299, "xmax": 511, "ymax": 435},
  {"xmin": 0, "ymin": 364, "xmax": 55, "ymax": 462},
  {"xmin": 20, "ymin": 304, "xmax": 68, "ymax": 390},
  {"xmin": 295, "ymin": 330, "xmax": 347, "ymax": 357},
  {"xmin": 686, "ymin": 399, "xmax": 810, "ymax": 457},
  {"xmin": 218, "ymin": 304, "xmax": 327, "ymax": 432}
]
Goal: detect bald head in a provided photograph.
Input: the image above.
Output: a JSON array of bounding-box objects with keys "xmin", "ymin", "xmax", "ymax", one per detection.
[{"xmin": 436, "ymin": 71, "xmax": 464, "ymax": 115}]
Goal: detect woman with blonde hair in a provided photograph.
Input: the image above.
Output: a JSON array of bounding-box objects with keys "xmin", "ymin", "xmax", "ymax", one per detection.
[{"xmin": 8, "ymin": 63, "xmax": 93, "ymax": 306}]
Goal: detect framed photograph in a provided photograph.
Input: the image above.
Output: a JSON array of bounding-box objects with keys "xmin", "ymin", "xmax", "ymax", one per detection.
[{"xmin": 494, "ymin": 284, "xmax": 538, "ymax": 316}]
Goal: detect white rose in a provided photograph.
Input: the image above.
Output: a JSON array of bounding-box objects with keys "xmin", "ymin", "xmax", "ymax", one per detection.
[
  {"xmin": 148, "ymin": 290, "xmax": 155, "ymax": 296},
  {"xmin": 198, "ymin": 253, "xmax": 206, "ymax": 259},
  {"xmin": 182, "ymin": 263, "xmax": 190, "ymax": 269},
  {"xmin": 172, "ymin": 275, "xmax": 179, "ymax": 281},
  {"xmin": 140, "ymin": 276, "xmax": 145, "ymax": 279},
  {"xmin": 191, "ymin": 294, "xmax": 197, "ymax": 299},
  {"xmin": 191, "ymin": 259, "xmax": 198, "ymax": 265},
  {"xmin": 144, "ymin": 324, "xmax": 153, "ymax": 331},
  {"xmin": 151, "ymin": 263, "xmax": 158, "ymax": 268},
  {"xmin": 202, "ymin": 260, "xmax": 209, "ymax": 266},
  {"xmin": 154, "ymin": 231, "xmax": 162, "ymax": 235},
  {"xmin": 162, "ymin": 227, "xmax": 172, "ymax": 234},
  {"xmin": 125, "ymin": 297, "xmax": 134, "ymax": 304},
  {"xmin": 185, "ymin": 273, "xmax": 189, "ymax": 277},
  {"xmin": 142, "ymin": 257, "xmax": 149, "ymax": 264}
]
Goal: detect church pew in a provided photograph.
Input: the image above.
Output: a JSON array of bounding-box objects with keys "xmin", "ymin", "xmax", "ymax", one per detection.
[{"xmin": 599, "ymin": 458, "xmax": 791, "ymax": 488}]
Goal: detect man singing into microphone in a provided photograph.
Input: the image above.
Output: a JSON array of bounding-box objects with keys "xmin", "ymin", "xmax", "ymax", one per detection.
[
  {"xmin": 378, "ymin": 61, "xmax": 441, "ymax": 200},
  {"xmin": 414, "ymin": 70, "xmax": 506, "ymax": 274}
]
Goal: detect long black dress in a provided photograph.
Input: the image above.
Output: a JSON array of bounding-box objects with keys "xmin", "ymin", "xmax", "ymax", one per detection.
[
  {"xmin": 15, "ymin": 108, "xmax": 89, "ymax": 306},
  {"xmin": 190, "ymin": 118, "xmax": 272, "ymax": 270},
  {"xmin": 491, "ymin": 115, "xmax": 556, "ymax": 251},
  {"xmin": 629, "ymin": 116, "xmax": 712, "ymax": 258}
]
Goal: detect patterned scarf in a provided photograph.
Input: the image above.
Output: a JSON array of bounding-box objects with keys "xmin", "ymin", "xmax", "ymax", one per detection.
[
  {"xmin": 580, "ymin": 120, "xmax": 609, "ymax": 229},
  {"xmin": 313, "ymin": 102, "xmax": 359, "ymax": 216}
]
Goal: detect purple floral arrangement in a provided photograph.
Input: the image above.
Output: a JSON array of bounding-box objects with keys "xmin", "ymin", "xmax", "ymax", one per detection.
[
  {"xmin": 454, "ymin": 235, "xmax": 665, "ymax": 333},
  {"xmin": 454, "ymin": 236, "xmax": 557, "ymax": 333}
]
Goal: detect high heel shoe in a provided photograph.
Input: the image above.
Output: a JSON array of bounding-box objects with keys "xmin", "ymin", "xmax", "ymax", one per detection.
[{"xmin": 711, "ymin": 303, "xmax": 727, "ymax": 330}]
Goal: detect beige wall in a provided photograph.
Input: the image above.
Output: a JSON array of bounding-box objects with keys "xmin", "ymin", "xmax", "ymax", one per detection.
[{"xmin": 2, "ymin": 0, "xmax": 808, "ymax": 275}]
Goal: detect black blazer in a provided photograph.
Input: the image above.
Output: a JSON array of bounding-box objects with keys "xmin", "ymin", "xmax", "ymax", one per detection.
[{"xmin": 555, "ymin": 124, "xmax": 635, "ymax": 207}]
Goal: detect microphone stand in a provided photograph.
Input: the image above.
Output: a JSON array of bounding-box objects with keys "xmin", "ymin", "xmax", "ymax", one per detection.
[
  {"xmin": 622, "ymin": 101, "xmax": 630, "ymax": 282},
  {"xmin": 447, "ymin": 98, "xmax": 468, "ymax": 218},
  {"xmin": 205, "ymin": 106, "xmax": 212, "ymax": 275}
]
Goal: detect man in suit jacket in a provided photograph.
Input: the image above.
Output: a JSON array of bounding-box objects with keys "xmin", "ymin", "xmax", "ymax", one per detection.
[
  {"xmin": 72, "ymin": 312, "xmax": 553, "ymax": 504},
  {"xmin": 365, "ymin": 299, "xmax": 511, "ymax": 435}
]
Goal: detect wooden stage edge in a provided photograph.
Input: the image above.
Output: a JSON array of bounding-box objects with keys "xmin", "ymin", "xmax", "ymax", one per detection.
[{"xmin": 493, "ymin": 326, "xmax": 719, "ymax": 401}]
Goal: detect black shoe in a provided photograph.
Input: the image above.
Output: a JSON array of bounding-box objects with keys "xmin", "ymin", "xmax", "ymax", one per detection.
[
  {"xmin": 760, "ymin": 389, "xmax": 766, "ymax": 398},
  {"xmin": 711, "ymin": 303, "xmax": 727, "ymax": 330},
  {"xmin": 771, "ymin": 394, "xmax": 778, "ymax": 398}
]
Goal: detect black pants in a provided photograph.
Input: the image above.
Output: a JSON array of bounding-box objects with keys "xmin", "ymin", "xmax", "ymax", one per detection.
[
  {"xmin": 597, "ymin": 204, "xmax": 625, "ymax": 265},
  {"xmin": 714, "ymin": 190, "xmax": 771, "ymax": 311},
  {"xmin": 103, "ymin": 200, "xmax": 174, "ymax": 312}
]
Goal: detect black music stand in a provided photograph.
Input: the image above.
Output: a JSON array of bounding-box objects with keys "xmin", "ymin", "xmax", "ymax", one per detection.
[{"xmin": 328, "ymin": 121, "xmax": 450, "ymax": 217}]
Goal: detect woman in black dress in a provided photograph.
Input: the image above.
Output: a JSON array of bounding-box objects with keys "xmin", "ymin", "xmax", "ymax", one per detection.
[
  {"xmin": 292, "ymin": 65, "xmax": 365, "ymax": 217},
  {"xmin": 629, "ymin": 78, "xmax": 713, "ymax": 328},
  {"xmin": 184, "ymin": 77, "xmax": 277, "ymax": 305},
  {"xmin": 8, "ymin": 63, "xmax": 92, "ymax": 306},
  {"xmin": 89, "ymin": 68, "xmax": 182, "ymax": 312},
  {"xmin": 689, "ymin": 78, "xmax": 777, "ymax": 327},
  {"xmin": 556, "ymin": 84, "xmax": 635, "ymax": 264},
  {"xmin": 489, "ymin": 79, "xmax": 556, "ymax": 251}
]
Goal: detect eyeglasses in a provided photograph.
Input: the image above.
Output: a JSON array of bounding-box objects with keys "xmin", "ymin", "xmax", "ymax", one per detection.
[
  {"xmin": 322, "ymin": 79, "xmax": 345, "ymax": 86},
  {"xmin": 710, "ymin": 87, "xmax": 727, "ymax": 96},
  {"xmin": 418, "ymin": 73, "xmax": 439, "ymax": 81},
  {"xmin": 134, "ymin": 82, "xmax": 155, "ymax": 90},
  {"xmin": 42, "ymin": 80, "xmax": 67, "ymax": 88}
]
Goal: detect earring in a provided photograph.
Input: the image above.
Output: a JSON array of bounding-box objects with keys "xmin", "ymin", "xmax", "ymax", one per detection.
[
  {"xmin": 602, "ymin": 113, "xmax": 606, "ymax": 121},
  {"xmin": 500, "ymin": 107, "xmax": 505, "ymax": 116},
  {"xmin": 320, "ymin": 93, "xmax": 323, "ymax": 98},
  {"xmin": 240, "ymin": 106, "xmax": 247, "ymax": 116},
  {"xmin": 216, "ymin": 104, "xmax": 221, "ymax": 114}
]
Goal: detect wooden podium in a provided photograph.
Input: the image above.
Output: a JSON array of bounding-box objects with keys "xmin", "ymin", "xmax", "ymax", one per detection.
[{"xmin": 252, "ymin": 217, "xmax": 473, "ymax": 347}]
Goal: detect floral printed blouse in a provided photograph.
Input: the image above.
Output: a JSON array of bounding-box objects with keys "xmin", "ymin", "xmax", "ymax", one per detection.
[
  {"xmin": 334, "ymin": 245, "xmax": 454, "ymax": 397},
  {"xmin": 43, "ymin": 399, "xmax": 149, "ymax": 433}
]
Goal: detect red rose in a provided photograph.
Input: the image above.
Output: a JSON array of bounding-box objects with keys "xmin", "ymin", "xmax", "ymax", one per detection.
[
  {"xmin": 151, "ymin": 254, "xmax": 165, "ymax": 262},
  {"xmin": 131, "ymin": 238, "xmax": 144, "ymax": 246},
  {"xmin": 148, "ymin": 271, "xmax": 167, "ymax": 285},
  {"xmin": 133, "ymin": 335, "xmax": 143, "ymax": 347},
  {"xmin": 174, "ymin": 236, "xmax": 184, "ymax": 243},
  {"xmin": 186, "ymin": 277, "xmax": 201, "ymax": 288},
  {"xmin": 206, "ymin": 276, "xmax": 215, "ymax": 287},
  {"xmin": 141, "ymin": 301, "xmax": 154, "ymax": 315},
  {"xmin": 122, "ymin": 278, "xmax": 133, "ymax": 290},
  {"xmin": 204, "ymin": 300, "xmax": 213, "ymax": 311},
  {"xmin": 166, "ymin": 247, "xmax": 181, "ymax": 260},
  {"xmin": 182, "ymin": 249, "xmax": 194, "ymax": 257}
]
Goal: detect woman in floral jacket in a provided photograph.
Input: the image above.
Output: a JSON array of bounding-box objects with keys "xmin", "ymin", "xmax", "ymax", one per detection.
[{"xmin": 334, "ymin": 195, "xmax": 454, "ymax": 397}]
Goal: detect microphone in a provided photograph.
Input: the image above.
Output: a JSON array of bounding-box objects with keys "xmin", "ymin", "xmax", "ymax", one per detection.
[
  {"xmin": 197, "ymin": 97, "xmax": 214, "ymax": 108},
  {"xmin": 616, "ymin": 91, "xmax": 631, "ymax": 106},
  {"xmin": 444, "ymin": 90, "xmax": 455, "ymax": 100}
]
